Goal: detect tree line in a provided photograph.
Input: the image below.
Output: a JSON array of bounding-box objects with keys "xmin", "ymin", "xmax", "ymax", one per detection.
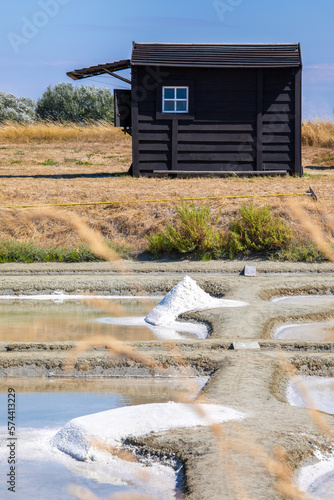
[{"xmin": 0, "ymin": 84, "xmax": 114, "ymax": 123}]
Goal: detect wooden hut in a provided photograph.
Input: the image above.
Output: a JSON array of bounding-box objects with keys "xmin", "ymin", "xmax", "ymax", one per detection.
[{"xmin": 67, "ymin": 42, "xmax": 303, "ymax": 177}]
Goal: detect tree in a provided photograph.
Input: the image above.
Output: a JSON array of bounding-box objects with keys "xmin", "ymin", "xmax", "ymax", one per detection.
[
  {"xmin": 0, "ymin": 92, "xmax": 36, "ymax": 122},
  {"xmin": 36, "ymin": 83, "xmax": 114, "ymax": 122}
]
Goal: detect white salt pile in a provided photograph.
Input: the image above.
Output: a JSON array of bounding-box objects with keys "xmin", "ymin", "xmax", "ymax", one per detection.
[
  {"xmin": 52, "ymin": 402, "xmax": 244, "ymax": 462},
  {"xmin": 144, "ymin": 275, "xmax": 248, "ymax": 327}
]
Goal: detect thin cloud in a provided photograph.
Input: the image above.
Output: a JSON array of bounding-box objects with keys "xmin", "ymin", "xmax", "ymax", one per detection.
[
  {"xmin": 304, "ymin": 63, "xmax": 334, "ymax": 84},
  {"xmin": 62, "ymin": 17, "xmax": 222, "ymax": 30},
  {"xmin": 121, "ymin": 16, "xmax": 222, "ymax": 28},
  {"xmin": 32, "ymin": 61, "xmax": 77, "ymax": 67},
  {"xmin": 0, "ymin": 59, "xmax": 78, "ymax": 68},
  {"xmin": 302, "ymin": 95, "xmax": 333, "ymax": 121}
]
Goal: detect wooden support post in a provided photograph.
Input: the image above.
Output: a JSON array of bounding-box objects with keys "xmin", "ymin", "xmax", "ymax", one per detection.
[
  {"xmin": 171, "ymin": 118, "xmax": 178, "ymax": 170},
  {"xmin": 104, "ymin": 69, "xmax": 131, "ymax": 85},
  {"xmin": 131, "ymin": 67, "xmax": 140, "ymax": 177},
  {"xmin": 256, "ymin": 69, "xmax": 263, "ymax": 171}
]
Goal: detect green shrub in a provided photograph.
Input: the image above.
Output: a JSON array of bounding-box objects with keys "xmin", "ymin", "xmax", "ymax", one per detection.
[
  {"xmin": 36, "ymin": 83, "xmax": 114, "ymax": 123},
  {"xmin": 0, "ymin": 240, "xmax": 129, "ymax": 263},
  {"xmin": 146, "ymin": 201, "xmax": 329, "ymax": 262},
  {"xmin": 40, "ymin": 158, "xmax": 59, "ymax": 166},
  {"xmin": 76, "ymin": 160, "xmax": 93, "ymax": 165},
  {"xmin": 146, "ymin": 200, "xmax": 225, "ymax": 258},
  {"xmin": 0, "ymin": 92, "xmax": 35, "ymax": 123},
  {"xmin": 227, "ymin": 204, "xmax": 293, "ymax": 258},
  {"xmin": 273, "ymin": 241, "xmax": 327, "ymax": 262}
]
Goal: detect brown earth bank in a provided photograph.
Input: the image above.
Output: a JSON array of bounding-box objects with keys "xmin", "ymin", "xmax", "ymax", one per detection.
[
  {"xmin": 0, "ymin": 263, "xmax": 334, "ymax": 498},
  {"xmin": 0, "ymin": 138, "xmax": 333, "ymax": 252}
]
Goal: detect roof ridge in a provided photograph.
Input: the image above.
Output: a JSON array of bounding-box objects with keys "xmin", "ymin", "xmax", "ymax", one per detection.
[{"xmin": 133, "ymin": 42, "xmax": 300, "ymax": 46}]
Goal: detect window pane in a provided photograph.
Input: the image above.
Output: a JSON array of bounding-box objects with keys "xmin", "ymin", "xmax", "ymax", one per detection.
[
  {"xmin": 176, "ymin": 88, "xmax": 187, "ymax": 99},
  {"xmin": 164, "ymin": 100, "xmax": 175, "ymax": 112},
  {"xmin": 176, "ymin": 100, "xmax": 187, "ymax": 112},
  {"xmin": 164, "ymin": 88, "xmax": 174, "ymax": 99}
]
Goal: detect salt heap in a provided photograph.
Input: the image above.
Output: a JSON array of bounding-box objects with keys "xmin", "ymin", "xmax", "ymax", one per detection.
[
  {"xmin": 52, "ymin": 402, "xmax": 244, "ymax": 462},
  {"xmin": 145, "ymin": 275, "xmax": 247, "ymax": 326}
]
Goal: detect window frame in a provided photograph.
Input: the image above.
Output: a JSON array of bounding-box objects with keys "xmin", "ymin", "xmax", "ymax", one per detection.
[
  {"xmin": 162, "ymin": 86, "xmax": 189, "ymax": 114},
  {"xmin": 156, "ymin": 80, "xmax": 195, "ymax": 121}
]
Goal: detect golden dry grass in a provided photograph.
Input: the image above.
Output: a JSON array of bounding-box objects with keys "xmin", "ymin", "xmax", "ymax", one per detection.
[
  {"xmin": 303, "ymin": 120, "xmax": 334, "ymax": 148},
  {"xmin": 0, "ymin": 119, "xmax": 332, "ymax": 146},
  {"xmin": 0, "ymin": 120, "xmax": 129, "ymax": 144},
  {"xmin": 0, "ymin": 121, "xmax": 333, "ymax": 253}
]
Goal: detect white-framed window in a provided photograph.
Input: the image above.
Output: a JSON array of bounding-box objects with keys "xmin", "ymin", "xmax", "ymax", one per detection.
[{"xmin": 162, "ymin": 86, "xmax": 189, "ymax": 113}]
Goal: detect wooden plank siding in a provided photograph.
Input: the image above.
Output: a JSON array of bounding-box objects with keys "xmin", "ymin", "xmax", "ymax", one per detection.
[
  {"xmin": 131, "ymin": 67, "xmax": 140, "ymax": 177},
  {"xmin": 261, "ymin": 68, "xmax": 296, "ymax": 172},
  {"xmin": 133, "ymin": 65, "xmax": 300, "ymax": 176}
]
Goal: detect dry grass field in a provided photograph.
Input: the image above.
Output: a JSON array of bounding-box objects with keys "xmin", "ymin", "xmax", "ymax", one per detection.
[{"xmin": 0, "ymin": 120, "xmax": 333, "ymax": 255}]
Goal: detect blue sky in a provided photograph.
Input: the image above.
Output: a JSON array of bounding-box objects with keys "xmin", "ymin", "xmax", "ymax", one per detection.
[{"xmin": 1, "ymin": 0, "xmax": 333, "ymax": 119}]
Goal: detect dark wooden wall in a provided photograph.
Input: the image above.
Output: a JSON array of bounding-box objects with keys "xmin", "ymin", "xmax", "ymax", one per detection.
[{"xmin": 131, "ymin": 65, "xmax": 301, "ymax": 176}]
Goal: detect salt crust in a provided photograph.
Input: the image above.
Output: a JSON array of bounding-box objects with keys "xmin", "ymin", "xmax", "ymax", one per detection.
[
  {"xmin": 289, "ymin": 377, "xmax": 334, "ymax": 496},
  {"xmin": 0, "ymin": 294, "xmax": 161, "ymax": 302},
  {"xmin": 95, "ymin": 315, "xmax": 208, "ymax": 340},
  {"xmin": 298, "ymin": 450, "xmax": 334, "ymax": 497},
  {"xmin": 275, "ymin": 322, "xmax": 334, "ymax": 341},
  {"xmin": 145, "ymin": 275, "xmax": 248, "ymax": 326},
  {"xmin": 52, "ymin": 402, "xmax": 244, "ymax": 462},
  {"xmin": 272, "ymin": 295, "xmax": 334, "ymax": 305},
  {"xmin": 287, "ymin": 376, "xmax": 334, "ymax": 415},
  {"xmin": 96, "ymin": 276, "xmax": 248, "ymax": 339},
  {"xmin": 0, "ymin": 427, "xmax": 177, "ymax": 498}
]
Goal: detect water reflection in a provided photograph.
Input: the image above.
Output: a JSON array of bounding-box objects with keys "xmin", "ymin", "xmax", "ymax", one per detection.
[
  {"xmin": 0, "ymin": 376, "xmax": 207, "ymax": 499},
  {"xmin": 287, "ymin": 376, "xmax": 334, "ymax": 415},
  {"xmin": 0, "ymin": 296, "xmax": 207, "ymax": 342},
  {"xmin": 273, "ymin": 295, "xmax": 334, "ymax": 307},
  {"xmin": 275, "ymin": 322, "xmax": 334, "ymax": 341}
]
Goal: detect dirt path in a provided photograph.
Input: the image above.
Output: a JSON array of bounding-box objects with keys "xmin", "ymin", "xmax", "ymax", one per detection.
[{"xmin": 1, "ymin": 260, "xmax": 334, "ymax": 499}]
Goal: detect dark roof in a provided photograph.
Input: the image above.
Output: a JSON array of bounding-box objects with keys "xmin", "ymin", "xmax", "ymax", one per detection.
[
  {"xmin": 67, "ymin": 59, "xmax": 131, "ymax": 80},
  {"xmin": 66, "ymin": 43, "xmax": 301, "ymax": 82},
  {"xmin": 131, "ymin": 43, "xmax": 302, "ymax": 68}
]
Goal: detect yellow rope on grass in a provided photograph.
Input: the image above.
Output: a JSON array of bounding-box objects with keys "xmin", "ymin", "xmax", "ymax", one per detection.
[{"xmin": 0, "ymin": 192, "xmax": 316, "ymax": 210}]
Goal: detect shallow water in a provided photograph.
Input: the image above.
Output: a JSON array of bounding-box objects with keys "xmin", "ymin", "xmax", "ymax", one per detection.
[
  {"xmin": 0, "ymin": 461, "xmax": 136, "ymax": 500},
  {"xmin": 0, "ymin": 377, "xmax": 207, "ymax": 416},
  {"xmin": 287, "ymin": 376, "xmax": 334, "ymax": 414},
  {"xmin": 275, "ymin": 322, "xmax": 334, "ymax": 341},
  {"xmin": 0, "ymin": 296, "xmax": 204, "ymax": 342},
  {"xmin": 272, "ymin": 295, "xmax": 334, "ymax": 307},
  {"xmin": 0, "ymin": 377, "xmax": 206, "ymax": 499},
  {"xmin": 308, "ymin": 470, "xmax": 334, "ymax": 499},
  {"xmin": 298, "ymin": 453, "xmax": 334, "ymax": 500},
  {"xmin": 290, "ymin": 377, "xmax": 334, "ymax": 498}
]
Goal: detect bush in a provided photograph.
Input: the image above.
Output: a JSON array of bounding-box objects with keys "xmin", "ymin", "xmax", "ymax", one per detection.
[
  {"xmin": 227, "ymin": 204, "xmax": 293, "ymax": 258},
  {"xmin": 273, "ymin": 241, "xmax": 327, "ymax": 262},
  {"xmin": 0, "ymin": 92, "xmax": 35, "ymax": 123},
  {"xmin": 36, "ymin": 83, "xmax": 114, "ymax": 122},
  {"xmin": 146, "ymin": 200, "xmax": 225, "ymax": 258},
  {"xmin": 0, "ymin": 240, "xmax": 129, "ymax": 263},
  {"xmin": 146, "ymin": 201, "xmax": 329, "ymax": 262}
]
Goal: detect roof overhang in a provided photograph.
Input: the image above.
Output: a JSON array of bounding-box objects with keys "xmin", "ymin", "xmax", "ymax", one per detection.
[{"xmin": 67, "ymin": 59, "xmax": 131, "ymax": 82}]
